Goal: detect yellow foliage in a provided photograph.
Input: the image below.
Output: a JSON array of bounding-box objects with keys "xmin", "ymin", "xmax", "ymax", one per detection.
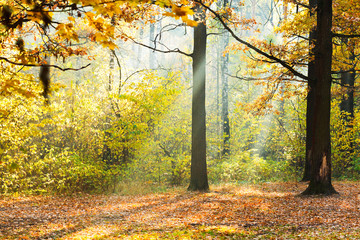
[{"xmin": 163, "ymin": 3, "xmax": 198, "ymax": 27}]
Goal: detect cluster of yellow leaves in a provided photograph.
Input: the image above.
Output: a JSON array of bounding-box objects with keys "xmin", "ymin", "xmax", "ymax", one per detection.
[
  {"xmin": 333, "ymin": 0, "xmax": 360, "ymax": 34},
  {"xmin": 163, "ymin": 2, "xmax": 198, "ymax": 27},
  {"xmin": 275, "ymin": 9, "xmax": 315, "ymax": 37},
  {"xmin": 84, "ymin": 12, "xmax": 117, "ymax": 50},
  {"xmin": 56, "ymin": 17, "xmax": 79, "ymax": 42}
]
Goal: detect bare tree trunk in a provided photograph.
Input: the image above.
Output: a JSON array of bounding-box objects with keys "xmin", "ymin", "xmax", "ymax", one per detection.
[
  {"xmin": 221, "ymin": 0, "xmax": 230, "ymax": 157},
  {"xmin": 188, "ymin": 3, "xmax": 209, "ymax": 191},
  {"xmin": 302, "ymin": 0, "xmax": 337, "ymax": 195},
  {"xmin": 301, "ymin": 0, "xmax": 317, "ymax": 181}
]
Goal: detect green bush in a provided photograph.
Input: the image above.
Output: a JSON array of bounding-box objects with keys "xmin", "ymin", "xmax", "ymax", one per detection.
[
  {"xmin": 209, "ymin": 150, "xmax": 298, "ymax": 183},
  {"xmin": 0, "ymin": 147, "xmax": 112, "ymax": 194}
]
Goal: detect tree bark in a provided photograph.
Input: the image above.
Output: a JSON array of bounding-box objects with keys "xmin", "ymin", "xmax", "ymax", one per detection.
[
  {"xmin": 188, "ymin": 3, "xmax": 209, "ymax": 191},
  {"xmin": 340, "ymin": 71, "xmax": 355, "ymax": 119},
  {"xmin": 301, "ymin": 0, "xmax": 317, "ymax": 182},
  {"xmin": 302, "ymin": 0, "xmax": 337, "ymax": 195},
  {"xmin": 340, "ymin": 47, "xmax": 355, "ymax": 121},
  {"xmin": 221, "ymin": 0, "xmax": 230, "ymax": 157},
  {"xmin": 40, "ymin": 55, "xmax": 51, "ymax": 105}
]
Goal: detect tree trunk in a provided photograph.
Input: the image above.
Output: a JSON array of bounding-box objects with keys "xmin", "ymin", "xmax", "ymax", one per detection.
[
  {"xmin": 216, "ymin": 32, "xmax": 221, "ymax": 159},
  {"xmin": 221, "ymin": 0, "xmax": 230, "ymax": 157},
  {"xmin": 188, "ymin": 3, "xmax": 209, "ymax": 191},
  {"xmin": 40, "ymin": 55, "xmax": 51, "ymax": 105},
  {"xmin": 149, "ymin": 20, "xmax": 155, "ymax": 69},
  {"xmin": 340, "ymin": 72, "xmax": 355, "ymax": 119},
  {"xmin": 103, "ymin": 51, "xmax": 115, "ymax": 165},
  {"xmin": 340, "ymin": 53, "xmax": 355, "ymax": 121},
  {"xmin": 339, "ymin": 47, "xmax": 355, "ymax": 167},
  {"xmin": 302, "ymin": 0, "xmax": 337, "ymax": 195},
  {"xmin": 301, "ymin": 0, "xmax": 317, "ymax": 182},
  {"xmin": 302, "ymin": 75, "xmax": 314, "ymax": 182}
]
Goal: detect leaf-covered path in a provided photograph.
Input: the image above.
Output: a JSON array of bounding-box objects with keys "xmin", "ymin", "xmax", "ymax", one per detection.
[{"xmin": 1, "ymin": 182, "xmax": 360, "ymax": 239}]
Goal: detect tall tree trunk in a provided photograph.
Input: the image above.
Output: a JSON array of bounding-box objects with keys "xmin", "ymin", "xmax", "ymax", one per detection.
[
  {"xmin": 301, "ymin": 0, "xmax": 317, "ymax": 181},
  {"xmin": 302, "ymin": 68, "xmax": 315, "ymax": 182},
  {"xmin": 221, "ymin": 0, "xmax": 230, "ymax": 157},
  {"xmin": 216, "ymin": 34, "xmax": 221, "ymax": 159},
  {"xmin": 302, "ymin": 0, "xmax": 337, "ymax": 195},
  {"xmin": 188, "ymin": 3, "xmax": 209, "ymax": 191}
]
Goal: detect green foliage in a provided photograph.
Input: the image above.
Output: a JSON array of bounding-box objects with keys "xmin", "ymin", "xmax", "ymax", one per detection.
[
  {"xmin": 102, "ymin": 70, "xmax": 185, "ymax": 166},
  {"xmin": 207, "ymin": 94, "xmax": 305, "ymax": 184},
  {"xmin": 120, "ymin": 87, "xmax": 192, "ymax": 187},
  {"xmin": 330, "ymin": 99, "xmax": 359, "ymax": 179},
  {"xmin": 210, "ymin": 150, "xmax": 296, "ymax": 183},
  {"xmin": 0, "ymin": 148, "xmax": 110, "ymax": 194},
  {"xmin": 0, "ymin": 63, "xmax": 190, "ymax": 194}
]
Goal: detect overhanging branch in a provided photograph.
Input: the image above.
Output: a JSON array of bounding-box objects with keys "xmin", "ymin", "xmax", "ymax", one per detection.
[
  {"xmin": 0, "ymin": 56, "xmax": 90, "ymax": 71},
  {"xmin": 333, "ymin": 33, "xmax": 360, "ymax": 39},
  {"xmin": 195, "ymin": 0, "xmax": 310, "ymax": 81}
]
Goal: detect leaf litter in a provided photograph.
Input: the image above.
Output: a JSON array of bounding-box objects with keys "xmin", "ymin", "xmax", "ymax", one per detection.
[{"xmin": 1, "ymin": 182, "xmax": 360, "ymax": 239}]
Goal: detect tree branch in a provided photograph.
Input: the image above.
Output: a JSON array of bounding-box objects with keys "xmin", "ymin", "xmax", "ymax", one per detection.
[
  {"xmin": 129, "ymin": 38, "xmax": 192, "ymax": 57},
  {"xmin": 195, "ymin": 0, "xmax": 310, "ymax": 81},
  {"xmin": 333, "ymin": 33, "xmax": 360, "ymax": 39},
  {"xmin": 0, "ymin": 56, "xmax": 90, "ymax": 71}
]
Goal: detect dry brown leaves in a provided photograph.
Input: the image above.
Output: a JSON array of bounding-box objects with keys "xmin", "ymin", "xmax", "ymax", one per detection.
[{"xmin": 1, "ymin": 182, "xmax": 360, "ymax": 239}]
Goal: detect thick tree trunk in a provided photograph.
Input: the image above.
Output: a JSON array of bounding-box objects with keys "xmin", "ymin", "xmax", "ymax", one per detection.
[
  {"xmin": 302, "ymin": 0, "xmax": 337, "ymax": 195},
  {"xmin": 188, "ymin": 4, "xmax": 209, "ymax": 191},
  {"xmin": 301, "ymin": 0, "xmax": 317, "ymax": 182},
  {"xmin": 302, "ymin": 76, "xmax": 314, "ymax": 182}
]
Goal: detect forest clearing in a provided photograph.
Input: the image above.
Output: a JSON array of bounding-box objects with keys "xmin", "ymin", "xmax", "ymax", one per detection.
[
  {"xmin": 1, "ymin": 182, "xmax": 360, "ymax": 239},
  {"xmin": 1, "ymin": 0, "xmax": 360, "ymax": 239}
]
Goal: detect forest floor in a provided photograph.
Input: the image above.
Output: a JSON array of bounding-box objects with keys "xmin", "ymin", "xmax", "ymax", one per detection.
[{"xmin": 1, "ymin": 182, "xmax": 360, "ymax": 239}]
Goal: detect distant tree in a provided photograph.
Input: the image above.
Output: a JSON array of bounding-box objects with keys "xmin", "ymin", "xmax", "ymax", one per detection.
[{"xmin": 221, "ymin": 0, "xmax": 231, "ymax": 158}]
